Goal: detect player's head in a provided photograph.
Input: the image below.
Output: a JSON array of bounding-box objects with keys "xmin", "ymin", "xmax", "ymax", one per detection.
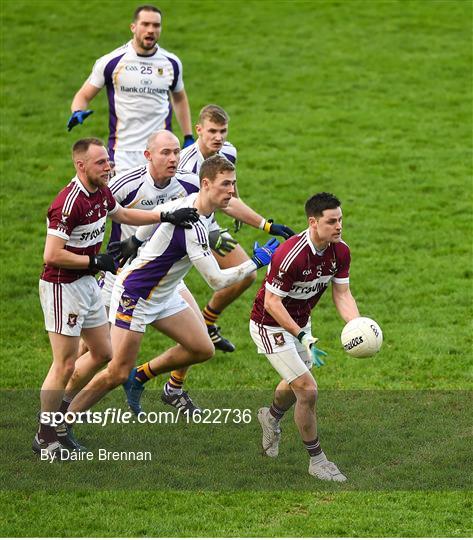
[
  {"xmin": 145, "ymin": 130, "xmax": 180, "ymax": 181},
  {"xmin": 131, "ymin": 5, "xmax": 162, "ymax": 53},
  {"xmin": 72, "ymin": 138, "xmax": 111, "ymax": 189},
  {"xmin": 199, "ymin": 154, "xmax": 236, "ymax": 209},
  {"xmin": 305, "ymin": 192, "xmax": 343, "ymax": 244},
  {"xmin": 196, "ymin": 105, "xmax": 229, "ymax": 157}
]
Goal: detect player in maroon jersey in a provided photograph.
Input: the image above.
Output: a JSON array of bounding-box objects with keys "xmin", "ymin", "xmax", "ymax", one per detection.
[
  {"xmin": 250, "ymin": 192, "xmax": 360, "ymax": 482},
  {"xmin": 35, "ymin": 137, "xmax": 198, "ymax": 459}
]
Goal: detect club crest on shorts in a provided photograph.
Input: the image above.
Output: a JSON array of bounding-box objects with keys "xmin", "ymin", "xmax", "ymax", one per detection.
[
  {"xmin": 273, "ymin": 332, "xmax": 285, "ymax": 346},
  {"xmin": 67, "ymin": 313, "xmax": 78, "ymax": 327},
  {"xmin": 119, "ymin": 294, "xmax": 136, "ymax": 310}
]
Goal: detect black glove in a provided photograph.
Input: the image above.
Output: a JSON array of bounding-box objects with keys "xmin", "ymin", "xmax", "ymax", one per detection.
[
  {"xmin": 106, "ymin": 235, "xmax": 143, "ymax": 267},
  {"xmin": 209, "ymin": 228, "xmax": 238, "ymax": 256},
  {"xmin": 67, "ymin": 110, "xmax": 93, "ymax": 131},
  {"xmin": 264, "ymin": 219, "xmax": 296, "ymax": 240},
  {"xmin": 88, "ymin": 254, "xmax": 116, "ymax": 274},
  {"xmin": 233, "ymin": 219, "xmax": 244, "ymax": 233},
  {"xmin": 161, "ymin": 207, "xmax": 199, "ymax": 228}
]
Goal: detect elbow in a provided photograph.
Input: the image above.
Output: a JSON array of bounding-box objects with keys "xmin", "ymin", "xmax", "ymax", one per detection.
[
  {"xmin": 44, "ymin": 254, "xmax": 60, "ymax": 267},
  {"xmin": 208, "ymin": 277, "xmax": 226, "ymax": 291}
]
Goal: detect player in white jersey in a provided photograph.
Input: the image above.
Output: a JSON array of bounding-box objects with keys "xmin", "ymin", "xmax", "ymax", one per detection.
[
  {"xmin": 68, "ymin": 155, "xmax": 279, "ymax": 422},
  {"xmin": 35, "ymin": 137, "xmax": 199, "ymax": 459},
  {"xmin": 179, "ymin": 104, "xmax": 295, "ymax": 354},
  {"xmin": 67, "ymin": 5, "xmax": 194, "ymax": 174}
]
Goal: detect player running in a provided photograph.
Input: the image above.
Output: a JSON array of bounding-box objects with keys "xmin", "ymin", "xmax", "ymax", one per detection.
[
  {"xmin": 250, "ymin": 193, "xmax": 360, "ymax": 482},
  {"xmin": 35, "ymin": 137, "xmax": 198, "ymax": 459},
  {"xmin": 67, "ymin": 155, "xmax": 280, "ymax": 429}
]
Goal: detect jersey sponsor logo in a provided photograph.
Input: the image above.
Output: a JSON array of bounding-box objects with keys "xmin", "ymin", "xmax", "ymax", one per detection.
[
  {"xmin": 288, "ymin": 275, "xmax": 333, "ymax": 298},
  {"xmin": 272, "ymin": 332, "xmax": 286, "ymax": 346},
  {"xmin": 343, "ymin": 335, "xmax": 364, "ymax": 351},
  {"xmin": 80, "ymin": 222, "xmax": 106, "ymax": 242},
  {"xmin": 120, "ymin": 85, "xmax": 167, "ymax": 95},
  {"xmin": 67, "ymin": 313, "xmax": 78, "ymax": 327}
]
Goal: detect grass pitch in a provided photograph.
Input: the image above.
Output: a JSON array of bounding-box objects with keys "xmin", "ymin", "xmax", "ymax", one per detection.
[{"xmin": 1, "ymin": 0, "xmax": 472, "ymax": 537}]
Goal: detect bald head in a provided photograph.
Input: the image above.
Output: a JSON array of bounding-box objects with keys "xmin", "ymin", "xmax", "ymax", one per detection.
[
  {"xmin": 145, "ymin": 130, "xmax": 181, "ymax": 184},
  {"xmin": 147, "ymin": 130, "xmax": 180, "ymax": 151}
]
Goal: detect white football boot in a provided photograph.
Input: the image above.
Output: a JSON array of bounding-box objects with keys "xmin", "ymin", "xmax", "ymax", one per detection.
[
  {"xmin": 257, "ymin": 407, "xmax": 281, "ymax": 458},
  {"xmin": 309, "ymin": 453, "xmax": 347, "ymax": 482}
]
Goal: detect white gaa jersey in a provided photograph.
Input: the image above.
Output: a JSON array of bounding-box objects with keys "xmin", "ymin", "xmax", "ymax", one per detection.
[
  {"xmin": 178, "ymin": 141, "xmax": 237, "ymax": 174},
  {"xmin": 115, "ymin": 193, "xmax": 213, "ymax": 306},
  {"xmin": 107, "ymin": 165, "xmax": 200, "ymax": 247},
  {"xmin": 88, "ymin": 41, "xmax": 184, "ymax": 156}
]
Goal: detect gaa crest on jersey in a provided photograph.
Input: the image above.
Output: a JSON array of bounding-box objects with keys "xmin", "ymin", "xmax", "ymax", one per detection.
[
  {"xmin": 67, "ymin": 313, "xmax": 78, "ymax": 327},
  {"xmin": 273, "ymin": 332, "xmax": 286, "ymax": 346}
]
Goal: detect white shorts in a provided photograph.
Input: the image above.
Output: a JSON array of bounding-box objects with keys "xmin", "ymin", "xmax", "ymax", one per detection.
[
  {"xmin": 98, "ymin": 270, "xmax": 116, "ymax": 308},
  {"xmin": 113, "ymin": 149, "xmax": 147, "ymax": 175},
  {"xmin": 249, "ymin": 320, "xmax": 313, "ymax": 383},
  {"xmin": 109, "ymin": 283, "xmax": 189, "ymax": 333},
  {"xmin": 39, "ymin": 276, "xmax": 108, "ymax": 337}
]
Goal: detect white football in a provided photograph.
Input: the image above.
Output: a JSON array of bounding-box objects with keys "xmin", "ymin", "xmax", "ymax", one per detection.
[{"xmin": 341, "ymin": 317, "xmax": 383, "ymax": 358}]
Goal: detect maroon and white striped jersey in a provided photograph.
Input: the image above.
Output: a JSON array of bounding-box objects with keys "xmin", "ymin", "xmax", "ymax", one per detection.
[
  {"xmin": 250, "ymin": 229, "xmax": 351, "ymax": 327},
  {"xmin": 41, "ymin": 176, "xmax": 118, "ymax": 284}
]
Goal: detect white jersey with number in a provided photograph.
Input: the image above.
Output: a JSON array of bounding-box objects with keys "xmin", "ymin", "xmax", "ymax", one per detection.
[
  {"xmin": 178, "ymin": 141, "xmax": 237, "ymax": 174},
  {"xmin": 107, "ymin": 165, "xmax": 200, "ymax": 246},
  {"xmin": 88, "ymin": 40, "xmax": 184, "ymax": 157}
]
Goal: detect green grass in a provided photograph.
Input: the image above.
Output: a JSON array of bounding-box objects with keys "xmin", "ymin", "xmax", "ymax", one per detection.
[{"xmin": 1, "ymin": 0, "xmax": 472, "ymax": 536}]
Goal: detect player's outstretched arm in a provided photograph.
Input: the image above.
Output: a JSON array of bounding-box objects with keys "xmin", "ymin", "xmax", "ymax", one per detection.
[
  {"xmin": 222, "ymin": 197, "xmax": 295, "ymax": 239},
  {"xmin": 332, "ymin": 282, "xmax": 360, "ymax": 322},
  {"xmin": 193, "ymin": 237, "xmax": 279, "ymax": 291},
  {"xmin": 68, "ymin": 82, "xmax": 101, "ymax": 131},
  {"xmin": 111, "ymin": 205, "xmax": 199, "ymax": 228}
]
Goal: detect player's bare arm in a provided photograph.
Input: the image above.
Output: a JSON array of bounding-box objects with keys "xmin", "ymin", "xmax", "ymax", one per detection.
[
  {"xmin": 43, "ymin": 235, "xmax": 90, "ymax": 269},
  {"xmin": 222, "ymin": 197, "xmax": 263, "ymax": 228},
  {"xmin": 71, "ymin": 82, "xmax": 101, "ymax": 112},
  {"xmin": 331, "ymin": 281, "xmax": 360, "ymax": 322},
  {"xmin": 263, "ymin": 290, "xmax": 303, "ymax": 337},
  {"xmin": 171, "ymin": 89, "xmax": 193, "ymax": 138}
]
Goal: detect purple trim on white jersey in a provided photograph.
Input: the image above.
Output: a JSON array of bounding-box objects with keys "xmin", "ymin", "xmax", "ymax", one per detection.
[
  {"xmin": 165, "ymin": 102, "xmax": 173, "ymax": 131},
  {"xmin": 120, "ymin": 183, "xmax": 144, "ymax": 207},
  {"xmin": 122, "ymin": 226, "xmax": 186, "ymax": 299},
  {"xmin": 221, "ymin": 152, "xmax": 236, "ymax": 164},
  {"xmin": 176, "ymin": 178, "xmax": 200, "ymax": 195},
  {"xmin": 104, "ymin": 53, "xmax": 126, "ymax": 154},
  {"xmin": 193, "ymin": 221, "xmax": 207, "ymax": 245},
  {"xmin": 110, "ymin": 167, "xmax": 146, "ymax": 195},
  {"xmin": 163, "ymin": 55, "xmax": 179, "ymax": 91}
]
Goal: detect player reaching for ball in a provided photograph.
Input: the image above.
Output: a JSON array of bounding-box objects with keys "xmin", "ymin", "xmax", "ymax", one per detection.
[{"xmin": 249, "ymin": 192, "xmax": 360, "ymax": 482}]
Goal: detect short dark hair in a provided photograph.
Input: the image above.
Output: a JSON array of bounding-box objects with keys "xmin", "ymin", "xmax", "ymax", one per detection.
[
  {"xmin": 198, "ymin": 104, "xmax": 229, "ymax": 125},
  {"xmin": 199, "ymin": 154, "xmax": 235, "ymax": 182},
  {"xmin": 72, "ymin": 137, "xmax": 105, "ymax": 158},
  {"xmin": 305, "ymin": 192, "xmax": 341, "ymax": 218},
  {"xmin": 133, "ymin": 4, "xmax": 161, "ymax": 21}
]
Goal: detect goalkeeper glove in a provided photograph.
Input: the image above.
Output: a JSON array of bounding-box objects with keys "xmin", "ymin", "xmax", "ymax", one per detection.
[
  {"xmin": 106, "ymin": 235, "xmax": 143, "ymax": 267},
  {"xmin": 67, "ymin": 110, "xmax": 93, "ymax": 131},
  {"xmin": 251, "ymin": 237, "xmax": 280, "ymax": 269},
  {"xmin": 182, "ymin": 134, "xmax": 195, "ymax": 148},
  {"xmin": 298, "ymin": 331, "xmax": 328, "ymax": 368},
  {"xmin": 161, "ymin": 207, "xmax": 199, "ymax": 228},
  {"xmin": 262, "ymin": 219, "xmax": 296, "ymax": 240},
  {"xmin": 209, "ymin": 228, "xmax": 238, "ymax": 256},
  {"xmin": 88, "ymin": 253, "xmax": 116, "ymax": 274}
]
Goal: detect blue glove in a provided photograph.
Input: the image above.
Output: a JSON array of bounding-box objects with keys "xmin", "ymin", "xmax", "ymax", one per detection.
[
  {"xmin": 251, "ymin": 237, "xmax": 280, "ymax": 268},
  {"xmin": 67, "ymin": 110, "xmax": 93, "ymax": 131},
  {"xmin": 182, "ymin": 134, "xmax": 195, "ymax": 148},
  {"xmin": 299, "ymin": 332, "xmax": 327, "ymax": 368},
  {"xmin": 263, "ymin": 219, "xmax": 296, "ymax": 240}
]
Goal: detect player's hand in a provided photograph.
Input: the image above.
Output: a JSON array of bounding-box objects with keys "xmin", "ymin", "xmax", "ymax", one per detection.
[
  {"xmin": 182, "ymin": 134, "xmax": 195, "ymax": 148},
  {"xmin": 251, "ymin": 237, "xmax": 280, "ymax": 269},
  {"xmin": 106, "ymin": 235, "xmax": 143, "ymax": 267},
  {"xmin": 263, "ymin": 219, "xmax": 296, "ymax": 240},
  {"xmin": 209, "ymin": 228, "xmax": 238, "ymax": 256},
  {"xmin": 67, "ymin": 110, "xmax": 93, "ymax": 131},
  {"xmin": 299, "ymin": 332, "xmax": 327, "ymax": 368},
  {"xmin": 88, "ymin": 253, "xmax": 116, "ymax": 274},
  {"xmin": 233, "ymin": 219, "xmax": 244, "ymax": 233},
  {"xmin": 161, "ymin": 207, "xmax": 200, "ymax": 229}
]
